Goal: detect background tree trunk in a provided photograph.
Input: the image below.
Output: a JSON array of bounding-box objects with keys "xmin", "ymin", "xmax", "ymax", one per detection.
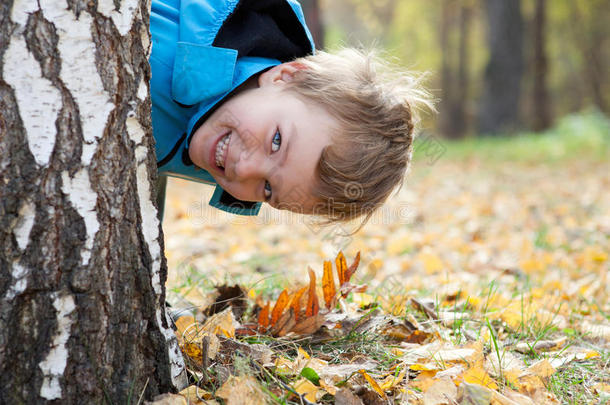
[
  {"xmin": 300, "ymin": 0, "xmax": 325, "ymax": 49},
  {"xmin": 532, "ymin": 0, "xmax": 551, "ymax": 131},
  {"xmin": 569, "ymin": 1, "xmax": 608, "ymax": 114},
  {"xmin": 0, "ymin": 0, "xmax": 186, "ymax": 403},
  {"xmin": 478, "ymin": 0, "xmax": 524, "ymax": 134},
  {"xmin": 439, "ymin": 0, "xmax": 471, "ymax": 139}
]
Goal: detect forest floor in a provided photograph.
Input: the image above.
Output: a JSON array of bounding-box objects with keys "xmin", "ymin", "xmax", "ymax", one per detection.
[{"xmin": 159, "ymin": 112, "xmax": 609, "ymax": 405}]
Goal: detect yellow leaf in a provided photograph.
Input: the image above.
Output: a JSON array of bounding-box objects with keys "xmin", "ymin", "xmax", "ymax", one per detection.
[
  {"xmin": 179, "ymin": 385, "xmax": 214, "ymax": 403},
  {"xmin": 353, "ymin": 292, "xmax": 374, "ymax": 307},
  {"xmin": 520, "ymin": 359, "xmax": 555, "ymax": 379},
  {"xmin": 380, "ymin": 370, "xmax": 406, "ymax": 391},
  {"xmin": 461, "ymin": 364, "xmax": 498, "ymax": 390},
  {"xmin": 174, "ymin": 315, "xmax": 196, "ymax": 341},
  {"xmin": 294, "ymin": 378, "xmax": 323, "ymax": 402},
  {"xmin": 592, "ymin": 383, "xmax": 610, "ymax": 395},
  {"xmin": 359, "ymin": 370, "xmax": 387, "ymax": 399},
  {"xmin": 584, "ymin": 350, "xmax": 600, "ymax": 359},
  {"xmin": 410, "ymin": 363, "xmax": 438, "ymax": 371},
  {"xmin": 298, "ymin": 347, "xmax": 311, "ymax": 360},
  {"xmin": 418, "ymin": 252, "xmax": 444, "ymax": 273},
  {"xmin": 201, "ymin": 307, "xmax": 237, "ymax": 338}
]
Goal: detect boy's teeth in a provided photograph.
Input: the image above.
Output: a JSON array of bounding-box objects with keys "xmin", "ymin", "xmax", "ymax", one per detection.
[{"xmin": 215, "ymin": 133, "xmax": 230, "ymax": 168}]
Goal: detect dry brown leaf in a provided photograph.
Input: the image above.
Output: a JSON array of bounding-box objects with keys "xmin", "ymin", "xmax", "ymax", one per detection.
[
  {"xmin": 179, "ymin": 385, "xmax": 214, "ymax": 403},
  {"xmin": 422, "ymin": 376, "xmax": 457, "ymax": 405},
  {"xmin": 514, "ymin": 337, "xmax": 566, "ymax": 354},
  {"xmin": 200, "ymin": 307, "xmax": 237, "ymax": 338},
  {"xmin": 291, "ymin": 313, "xmax": 325, "ymax": 335},
  {"xmin": 501, "ymin": 388, "xmax": 536, "ymax": 405},
  {"xmin": 457, "ymin": 382, "xmax": 493, "ymax": 405},
  {"xmin": 206, "ymin": 284, "xmax": 247, "ymax": 319},
  {"xmin": 345, "ymin": 251, "xmax": 361, "ymax": 282},
  {"xmin": 410, "ymin": 298, "xmax": 439, "ymax": 320},
  {"xmin": 215, "ymin": 375, "xmax": 266, "ymax": 405},
  {"xmin": 271, "ymin": 289, "xmax": 290, "ymax": 326},
  {"xmin": 335, "ymin": 388, "xmax": 364, "ymax": 405},
  {"xmin": 323, "ymin": 260, "xmax": 336, "ymax": 310},
  {"xmin": 270, "ymin": 308, "xmax": 296, "ymax": 337},
  {"xmin": 145, "ymin": 393, "xmax": 187, "ymax": 405},
  {"xmin": 306, "ymin": 267, "xmax": 319, "ymax": 317}
]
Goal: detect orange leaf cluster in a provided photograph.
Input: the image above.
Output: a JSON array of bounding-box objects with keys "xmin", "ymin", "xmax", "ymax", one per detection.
[{"xmin": 256, "ymin": 251, "xmax": 364, "ymax": 336}]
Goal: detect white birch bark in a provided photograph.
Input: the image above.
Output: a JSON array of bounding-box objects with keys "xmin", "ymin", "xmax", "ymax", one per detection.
[{"xmin": 0, "ymin": 0, "xmax": 186, "ymax": 402}]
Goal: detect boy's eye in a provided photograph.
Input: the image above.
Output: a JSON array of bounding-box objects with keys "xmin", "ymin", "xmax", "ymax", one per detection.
[
  {"xmin": 264, "ymin": 180, "xmax": 272, "ymax": 200},
  {"xmin": 271, "ymin": 130, "xmax": 281, "ymax": 153}
]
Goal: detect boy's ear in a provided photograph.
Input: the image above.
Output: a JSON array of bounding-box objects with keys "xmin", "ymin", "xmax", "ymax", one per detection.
[{"xmin": 258, "ymin": 62, "xmax": 307, "ymax": 87}]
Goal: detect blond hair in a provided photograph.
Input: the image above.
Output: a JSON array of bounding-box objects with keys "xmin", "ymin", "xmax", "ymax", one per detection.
[{"xmin": 286, "ymin": 49, "xmax": 433, "ymax": 228}]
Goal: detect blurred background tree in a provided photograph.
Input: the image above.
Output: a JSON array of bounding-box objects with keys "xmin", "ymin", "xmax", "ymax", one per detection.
[{"xmin": 319, "ymin": 0, "xmax": 609, "ymax": 137}]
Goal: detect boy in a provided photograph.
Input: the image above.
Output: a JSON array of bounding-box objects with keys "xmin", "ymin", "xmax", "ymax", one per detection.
[{"xmin": 151, "ymin": 0, "xmax": 430, "ymax": 225}]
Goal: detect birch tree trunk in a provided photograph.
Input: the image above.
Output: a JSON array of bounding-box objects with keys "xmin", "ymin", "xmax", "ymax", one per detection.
[
  {"xmin": 478, "ymin": 0, "xmax": 524, "ymax": 134},
  {"xmin": 0, "ymin": 0, "xmax": 186, "ymax": 403}
]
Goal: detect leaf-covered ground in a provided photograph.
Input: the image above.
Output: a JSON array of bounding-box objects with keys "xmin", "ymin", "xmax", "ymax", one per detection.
[{"xmin": 158, "ymin": 113, "xmax": 609, "ymax": 405}]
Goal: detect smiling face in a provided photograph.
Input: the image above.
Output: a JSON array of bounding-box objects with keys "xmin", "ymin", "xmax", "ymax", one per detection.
[{"xmin": 188, "ymin": 63, "xmax": 336, "ymax": 213}]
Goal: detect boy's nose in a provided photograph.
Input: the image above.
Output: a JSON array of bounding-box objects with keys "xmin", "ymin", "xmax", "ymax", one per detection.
[{"xmin": 234, "ymin": 150, "xmax": 268, "ymax": 180}]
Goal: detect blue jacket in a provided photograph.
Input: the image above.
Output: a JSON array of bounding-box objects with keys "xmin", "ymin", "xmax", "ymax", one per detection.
[{"xmin": 150, "ymin": 0, "xmax": 315, "ymax": 215}]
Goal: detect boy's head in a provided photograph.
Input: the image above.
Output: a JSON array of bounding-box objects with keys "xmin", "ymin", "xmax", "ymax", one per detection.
[
  {"xmin": 188, "ymin": 49, "xmax": 431, "ymax": 225},
  {"xmin": 286, "ymin": 49, "xmax": 432, "ymax": 225}
]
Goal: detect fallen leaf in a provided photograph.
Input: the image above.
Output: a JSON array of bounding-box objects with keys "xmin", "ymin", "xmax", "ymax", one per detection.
[
  {"xmin": 291, "ymin": 286, "xmax": 307, "ymax": 322},
  {"xmin": 179, "ymin": 385, "xmax": 214, "ymax": 404},
  {"xmin": 323, "ymin": 260, "xmax": 337, "ymax": 309},
  {"xmin": 218, "ymin": 337, "xmax": 274, "ymax": 366},
  {"xmin": 514, "ymin": 337, "xmax": 566, "ymax": 354},
  {"xmin": 461, "ymin": 363, "xmax": 498, "ymax": 390},
  {"xmin": 215, "ymin": 375, "xmax": 266, "ymax": 405},
  {"xmin": 591, "ymin": 382, "xmax": 610, "ymax": 395},
  {"xmin": 501, "ymin": 388, "xmax": 536, "ymax": 405},
  {"xmin": 335, "ymin": 388, "xmax": 364, "ymax": 405},
  {"xmin": 306, "ymin": 267, "xmax": 319, "ymax": 317},
  {"xmin": 145, "ymin": 393, "xmax": 187, "ymax": 405},
  {"xmin": 258, "ymin": 302, "xmax": 270, "ymax": 330},
  {"xmin": 411, "ymin": 298, "xmax": 439, "ymax": 320},
  {"xmin": 269, "ymin": 308, "xmax": 296, "ymax": 337},
  {"xmin": 380, "ymin": 369, "xmax": 406, "ymax": 391},
  {"xmin": 336, "ymin": 251, "xmax": 348, "ymax": 285},
  {"xmin": 293, "ymin": 378, "xmax": 324, "ymax": 402},
  {"xmin": 174, "ymin": 315, "xmax": 197, "ymax": 340},
  {"xmin": 291, "ymin": 313, "xmax": 325, "ymax": 335},
  {"xmin": 358, "ymin": 369, "xmax": 387, "ymax": 400},
  {"xmin": 345, "ymin": 251, "xmax": 361, "ymax": 281},
  {"xmin": 271, "ymin": 289, "xmax": 289, "ymax": 326},
  {"xmin": 206, "ymin": 284, "xmax": 247, "ymax": 320},
  {"xmin": 201, "ymin": 307, "xmax": 238, "ymax": 338},
  {"xmin": 457, "ymin": 382, "xmax": 492, "ymax": 405},
  {"xmin": 519, "ymin": 359, "xmax": 555, "ymax": 379},
  {"xmin": 422, "ymin": 376, "xmax": 457, "ymax": 405}
]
